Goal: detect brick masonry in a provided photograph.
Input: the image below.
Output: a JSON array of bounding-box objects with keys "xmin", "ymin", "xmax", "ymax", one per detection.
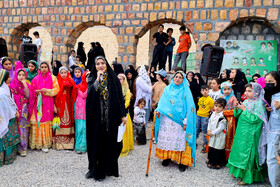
[{"xmin": 0, "ymin": 0, "xmax": 280, "ymax": 70}]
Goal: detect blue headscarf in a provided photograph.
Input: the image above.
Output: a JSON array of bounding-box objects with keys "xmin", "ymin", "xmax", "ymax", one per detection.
[
  {"xmin": 219, "ymin": 82, "xmax": 235, "ymax": 107},
  {"xmin": 73, "ymin": 66, "xmax": 83, "ymax": 85},
  {"xmin": 155, "ymin": 71, "xmax": 196, "ymax": 165}
]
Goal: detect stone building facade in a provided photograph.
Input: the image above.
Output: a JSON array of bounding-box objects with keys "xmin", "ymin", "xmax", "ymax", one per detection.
[{"xmin": 0, "ymin": 0, "xmax": 279, "ymax": 69}]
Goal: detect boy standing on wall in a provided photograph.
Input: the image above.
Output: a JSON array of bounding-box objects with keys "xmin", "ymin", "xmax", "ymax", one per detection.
[{"xmin": 172, "ymin": 26, "xmax": 191, "ymax": 73}]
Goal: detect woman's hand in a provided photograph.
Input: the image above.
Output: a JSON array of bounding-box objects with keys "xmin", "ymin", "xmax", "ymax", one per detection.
[
  {"xmin": 277, "ymin": 156, "xmax": 280, "ymax": 166},
  {"xmin": 54, "ymin": 105, "xmax": 58, "ymax": 114},
  {"xmin": 41, "ymin": 88, "xmax": 48, "ymax": 96},
  {"xmin": 16, "ymin": 111, "xmax": 20, "ymax": 118},
  {"xmin": 265, "ymin": 104, "xmax": 273, "ymax": 112},
  {"xmin": 273, "ymin": 100, "xmax": 280, "ymax": 110},
  {"xmin": 236, "ymin": 102, "xmax": 245, "ymax": 111},
  {"xmin": 183, "ymin": 124, "xmax": 186, "ymax": 131},
  {"xmin": 97, "ymin": 70, "xmax": 103, "ymax": 82},
  {"xmin": 154, "ymin": 111, "xmax": 160, "ymax": 117},
  {"xmin": 207, "ymin": 130, "xmax": 213, "ymax": 137},
  {"xmin": 35, "ymin": 90, "xmax": 41, "ymax": 96},
  {"xmin": 21, "ymin": 79, "xmax": 27, "ymax": 86},
  {"xmin": 121, "ymin": 117, "xmax": 127, "ymax": 125}
]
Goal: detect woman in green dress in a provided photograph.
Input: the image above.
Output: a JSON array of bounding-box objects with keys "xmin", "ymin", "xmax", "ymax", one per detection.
[
  {"xmin": 227, "ymin": 82, "xmax": 267, "ymax": 185},
  {"xmin": 0, "ymin": 69, "xmax": 20, "ymax": 167}
]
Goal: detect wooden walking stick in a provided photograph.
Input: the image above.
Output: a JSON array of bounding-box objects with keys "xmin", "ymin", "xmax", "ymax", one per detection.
[{"xmin": 146, "ymin": 113, "xmax": 156, "ymax": 177}]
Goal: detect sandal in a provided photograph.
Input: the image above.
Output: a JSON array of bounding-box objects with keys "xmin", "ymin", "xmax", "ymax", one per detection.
[
  {"xmin": 207, "ymin": 164, "xmax": 213, "ymax": 169},
  {"xmin": 212, "ymin": 165, "xmax": 221, "ymax": 169},
  {"xmin": 237, "ymin": 180, "xmax": 247, "ymax": 185}
]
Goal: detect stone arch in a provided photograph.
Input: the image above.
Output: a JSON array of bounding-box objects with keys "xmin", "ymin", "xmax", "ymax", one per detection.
[
  {"xmin": 65, "ymin": 21, "xmax": 118, "ymax": 65},
  {"xmin": 135, "ymin": 19, "xmax": 197, "ymax": 70},
  {"xmin": 216, "ymin": 17, "xmax": 280, "ymax": 70},
  {"xmin": 9, "ymin": 23, "xmax": 53, "ymax": 61}
]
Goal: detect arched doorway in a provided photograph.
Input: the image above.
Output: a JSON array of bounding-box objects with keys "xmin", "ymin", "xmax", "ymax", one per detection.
[
  {"xmin": 73, "ymin": 25, "xmax": 118, "ymax": 66},
  {"xmin": 29, "ymin": 26, "xmax": 53, "ymax": 63},
  {"xmin": 217, "ymin": 17, "xmax": 280, "ymax": 73},
  {"xmin": 0, "ymin": 37, "xmax": 8, "ymax": 58},
  {"xmin": 10, "ymin": 23, "xmax": 53, "ymax": 63},
  {"xmin": 66, "ymin": 22, "xmax": 118, "ymax": 68},
  {"xmin": 136, "ymin": 20, "xmax": 196, "ymax": 71}
]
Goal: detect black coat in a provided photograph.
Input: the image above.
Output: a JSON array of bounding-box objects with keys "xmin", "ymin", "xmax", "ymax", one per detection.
[
  {"xmin": 87, "ymin": 48, "xmax": 96, "ymax": 71},
  {"xmin": 77, "ymin": 42, "xmax": 87, "ymax": 66},
  {"xmin": 86, "ymin": 58, "xmax": 125, "ymax": 180}
]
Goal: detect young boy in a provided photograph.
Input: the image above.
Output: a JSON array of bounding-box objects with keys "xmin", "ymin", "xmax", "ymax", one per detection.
[
  {"xmin": 196, "ymin": 85, "xmax": 215, "ymax": 153},
  {"xmin": 207, "ymin": 98, "xmax": 228, "ymax": 169},
  {"xmin": 275, "ymin": 136, "xmax": 280, "ymax": 186},
  {"xmin": 164, "ymin": 28, "xmax": 176, "ymax": 71},
  {"xmin": 20, "ymin": 29, "xmax": 32, "ymax": 44},
  {"xmin": 150, "ymin": 24, "xmax": 171, "ymax": 70},
  {"xmin": 33, "ymin": 31, "xmax": 42, "ymax": 63},
  {"xmin": 172, "ymin": 25, "xmax": 191, "ymax": 73}
]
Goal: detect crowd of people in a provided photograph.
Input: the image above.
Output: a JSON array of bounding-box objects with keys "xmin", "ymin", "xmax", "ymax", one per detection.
[{"xmin": 0, "ymin": 27, "xmax": 280, "ymax": 186}]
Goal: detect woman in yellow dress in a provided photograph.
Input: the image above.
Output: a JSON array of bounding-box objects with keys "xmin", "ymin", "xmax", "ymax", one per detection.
[{"xmin": 118, "ymin": 73, "xmax": 134, "ymax": 157}]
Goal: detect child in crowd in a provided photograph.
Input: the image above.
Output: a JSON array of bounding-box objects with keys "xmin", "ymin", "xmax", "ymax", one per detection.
[
  {"xmin": 227, "ymin": 83, "xmax": 267, "ymax": 185},
  {"xmin": 209, "ymin": 78, "xmax": 221, "ymax": 101},
  {"xmin": 73, "ymin": 66, "xmax": 83, "ymax": 85},
  {"xmin": 196, "ymin": 85, "xmax": 214, "ymax": 153},
  {"xmin": 74, "ymin": 72, "xmax": 90, "ymax": 154},
  {"xmin": 0, "ymin": 57, "xmax": 14, "ymax": 81},
  {"xmin": 75, "ymin": 55, "xmax": 86, "ymax": 70},
  {"xmin": 207, "ymin": 98, "xmax": 228, "ymax": 169},
  {"xmin": 26, "ymin": 60, "xmax": 38, "ymax": 84},
  {"xmin": 275, "ymin": 136, "xmax": 280, "ymax": 186},
  {"xmin": 219, "ymin": 82, "xmax": 237, "ymax": 160},
  {"xmin": 149, "ymin": 66, "xmax": 157, "ymax": 84},
  {"xmin": 9, "ymin": 69, "xmax": 30, "ymax": 157},
  {"xmin": 118, "ymin": 73, "xmax": 134, "ymax": 157},
  {"xmin": 133, "ymin": 98, "xmax": 146, "ymax": 144}
]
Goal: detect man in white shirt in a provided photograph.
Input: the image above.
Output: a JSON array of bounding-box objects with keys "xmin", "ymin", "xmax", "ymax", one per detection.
[{"xmin": 33, "ymin": 31, "xmax": 42, "ymax": 63}]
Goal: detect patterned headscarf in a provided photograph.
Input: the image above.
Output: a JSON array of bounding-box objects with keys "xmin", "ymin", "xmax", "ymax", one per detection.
[{"xmin": 138, "ymin": 65, "xmax": 151, "ymax": 86}]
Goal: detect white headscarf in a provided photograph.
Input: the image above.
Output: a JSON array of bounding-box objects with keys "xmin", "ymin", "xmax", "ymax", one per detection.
[
  {"xmin": 0, "ymin": 82, "xmax": 17, "ymax": 138},
  {"xmin": 138, "ymin": 65, "xmax": 151, "ymax": 86}
]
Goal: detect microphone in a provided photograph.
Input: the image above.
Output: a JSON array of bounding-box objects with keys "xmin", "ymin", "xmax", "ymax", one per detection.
[{"xmin": 100, "ymin": 74, "xmax": 103, "ymax": 82}]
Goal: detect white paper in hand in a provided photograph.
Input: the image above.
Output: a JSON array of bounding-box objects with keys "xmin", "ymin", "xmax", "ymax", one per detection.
[{"xmin": 117, "ymin": 122, "xmax": 126, "ymax": 142}]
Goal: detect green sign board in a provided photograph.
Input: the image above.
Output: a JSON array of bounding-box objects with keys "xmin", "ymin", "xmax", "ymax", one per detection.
[{"xmin": 220, "ymin": 40, "xmax": 277, "ymax": 80}]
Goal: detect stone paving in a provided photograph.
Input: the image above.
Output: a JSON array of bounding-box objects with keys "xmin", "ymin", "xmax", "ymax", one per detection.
[{"xmin": 0, "ymin": 124, "xmax": 271, "ymax": 187}]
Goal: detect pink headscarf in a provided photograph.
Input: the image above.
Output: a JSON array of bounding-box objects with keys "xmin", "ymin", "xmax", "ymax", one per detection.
[
  {"xmin": 15, "ymin": 61, "xmax": 23, "ymax": 71},
  {"xmin": 9, "ymin": 68, "xmax": 30, "ymax": 123},
  {"xmin": 28, "ymin": 62, "xmax": 54, "ymax": 122},
  {"xmin": 257, "ymin": 77, "xmax": 265, "ymax": 88}
]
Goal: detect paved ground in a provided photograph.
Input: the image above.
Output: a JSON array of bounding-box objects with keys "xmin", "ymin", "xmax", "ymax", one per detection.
[{"xmin": 0, "ymin": 124, "xmax": 271, "ymax": 187}]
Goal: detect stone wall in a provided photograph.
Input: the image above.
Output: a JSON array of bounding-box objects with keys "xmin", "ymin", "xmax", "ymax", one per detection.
[{"xmin": 0, "ymin": 0, "xmax": 279, "ymax": 70}]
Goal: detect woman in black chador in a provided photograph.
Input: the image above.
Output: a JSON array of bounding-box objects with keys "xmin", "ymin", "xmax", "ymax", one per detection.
[{"xmin": 86, "ymin": 56, "xmax": 127, "ymax": 180}]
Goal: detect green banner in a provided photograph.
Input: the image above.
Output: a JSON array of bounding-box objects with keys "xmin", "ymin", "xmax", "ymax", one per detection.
[{"xmin": 220, "ymin": 40, "xmax": 277, "ymax": 80}]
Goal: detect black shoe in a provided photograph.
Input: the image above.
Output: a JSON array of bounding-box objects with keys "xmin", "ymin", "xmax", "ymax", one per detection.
[
  {"xmin": 85, "ymin": 171, "xmax": 94, "ymax": 179},
  {"xmin": 179, "ymin": 164, "xmax": 187, "ymax": 172},
  {"xmin": 162, "ymin": 159, "xmax": 171, "ymax": 167}
]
